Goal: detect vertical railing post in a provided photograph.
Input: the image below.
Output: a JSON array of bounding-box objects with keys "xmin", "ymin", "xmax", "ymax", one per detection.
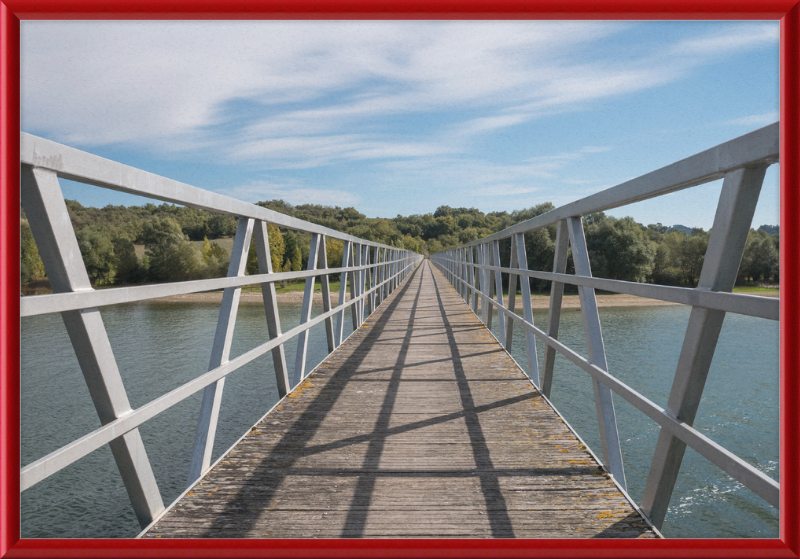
[
  {"xmin": 469, "ymin": 246, "xmax": 479, "ymax": 314},
  {"xmin": 390, "ymin": 249, "xmax": 396, "ymax": 292},
  {"xmin": 293, "ymin": 233, "xmax": 322, "ymax": 385},
  {"xmin": 640, "ymin": 165, "xmax": 768, "ymax": 528},
  {"xmin": 21, "ymin": 166, "xmax": 165, "ymax": 528},
  {"xmin": 363, "ymin": 245, "xmax": 372, "ymax": 318},
  {"xmin": 448, "ymin": 249, "xmax": 453, "ymax": 282},
  {"xmin": 461, "ymin": 247, "xmax": 468, "ymax": 301},
  {"xmin": 566, "ymin": 216, "xmax": 626, "ymax": 492},
  {"xmin": 350, "ymin": 243, "xmax": 360, "ymax": 329},
  {"xmin": 335, "ymin": 240, "xmax": 353, "ymax": 347},
  {"xmin": 492, "ymin": 240, "xmax": 506, "ymax": 346},
  {"xmin": 485, "ymin": 243, "xmax": 496, "ymax": 330},
  {"xmin": 188, "ymin": 216, "xmax": 255, "ymax": 487},
  {"xmin": 359, "ymin": 244, "xmax": 368, "ymax": 324},
  {"xmin": 463, "ymin": 247, "xmax": 470, "ymax": 302},
  {"xmin": 394, "ymin": 249, "xmax": 399, "ymax": 290},
  {"xmin": 381, "ymin": 248, "xmax": 389, "ymax": 301},
  {"xmin": 540, "ymin": 219, "xmax": 570, "ymax": 399},
  {"xmin": 479, "ymin": 244, "xmax": 490, "ymax": 325},
  {"xmin": 253, "ymin": 221, "xmax": 290, "ymax": 398},
  {"xmin": 371, "ymin": 246, "xmax": 379, "ymax": 311},
  {"xmin": 453, "ymin": 247, "xmax": 464, "ymax": 299},
  {"xmin": 505, "ymin": 239, "xmax": 519, "ymax": 350},
  {"xmin": 513, "ymin": 233, "xmax": 540, "ymax": 388},
  {"xmin": 318, "ymin": 236, "xmax": 335, "ymax": 353}
]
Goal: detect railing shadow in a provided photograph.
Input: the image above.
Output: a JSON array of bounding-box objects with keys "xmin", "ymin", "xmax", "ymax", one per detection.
[
  {"xmin": 428, "ymin": 264, "xmax": 514, "ymax": 538},
  {"xmin": 199, "ymin": 263, "xmax": 424, "ymax": 537},
  {"xmin": 591, "ymin": 511, "xmax": 656, "ymax": 538}
]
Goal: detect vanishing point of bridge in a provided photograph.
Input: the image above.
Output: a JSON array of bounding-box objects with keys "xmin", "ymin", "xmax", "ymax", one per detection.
[{"xmin": 18, "ymin": 124, "xmax": 780, "ymax": 540}]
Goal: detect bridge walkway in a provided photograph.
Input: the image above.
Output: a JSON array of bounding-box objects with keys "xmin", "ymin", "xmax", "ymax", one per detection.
[{"xmin": 141, "ymin": 260, "xmax": 658, "ymax": 539}]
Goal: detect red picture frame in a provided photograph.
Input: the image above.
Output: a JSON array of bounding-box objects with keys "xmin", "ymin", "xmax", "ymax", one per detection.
[{"xmin": 2, "ymin": 2, "xmax": 798, "ymax": 557}]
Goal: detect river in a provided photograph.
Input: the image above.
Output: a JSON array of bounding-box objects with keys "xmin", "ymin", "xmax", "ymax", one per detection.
[{"xmin": 20, "ymin": 296, "xmax": 778, "ymax": 539}]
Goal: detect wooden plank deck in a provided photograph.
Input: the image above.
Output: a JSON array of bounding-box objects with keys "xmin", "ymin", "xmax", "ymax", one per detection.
[{"xmin": 141, "ymin": 260, "xmax": 659, "ymax": 539}]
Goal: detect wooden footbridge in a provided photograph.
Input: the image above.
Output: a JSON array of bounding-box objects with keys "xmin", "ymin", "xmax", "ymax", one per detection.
[
  {"xmin": 141, "ymin": 261, "xmax": 657, "ymax": 539},
  {"xmin": 17, "ymin": 124, "xmax": 780, "ymax": 540}
]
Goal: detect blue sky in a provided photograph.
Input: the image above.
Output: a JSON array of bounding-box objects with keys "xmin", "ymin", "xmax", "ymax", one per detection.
[{"xmin": 21, "ymin": 20, "xmax": 780, "ymax": 230}]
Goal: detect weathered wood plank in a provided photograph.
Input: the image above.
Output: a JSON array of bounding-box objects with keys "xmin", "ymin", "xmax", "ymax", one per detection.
[{"xmin": 142, "ymin": 261, "xmax": 658, "ymax": 539}]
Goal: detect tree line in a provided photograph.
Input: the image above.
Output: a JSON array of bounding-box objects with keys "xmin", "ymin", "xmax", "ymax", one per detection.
[{"xmin": 20, "ymin": 199, "xmax": 779, "ymax": 293}]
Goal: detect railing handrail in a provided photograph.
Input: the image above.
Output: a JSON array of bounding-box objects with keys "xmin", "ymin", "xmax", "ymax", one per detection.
[
  {"xmin": 19, "ymin": 134, "xmax": 423, "ymax": 530},
  {"xmin": 430, "ymin": 122, "xmax": 780, "ymax": 530}
]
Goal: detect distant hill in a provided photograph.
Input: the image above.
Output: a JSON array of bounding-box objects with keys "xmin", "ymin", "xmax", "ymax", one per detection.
[
  {"xmin": 670, "ymin": 223, "xmax": 778, "ymax": 236},
  {"xmin": 669, "ymin": 224, "xmax": 693, "ymax": 235}
]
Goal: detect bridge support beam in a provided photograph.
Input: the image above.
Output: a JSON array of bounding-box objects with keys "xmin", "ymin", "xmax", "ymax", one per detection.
[
  {"xmin": 371, "ymin": 246, "xmax": 379, "ymax": 314},
  {"xmin": 640, "ymin": 165, "xmax": 768, "ymax": 529},
  {"xmin": 541, "ymin": 220, "xmax": 570, "ymax": 399},
  {"xmin": 566, "ymin": 216, "xmax": 627, "ymax": 492},
  {"xmin": 335, "ymin": 241, "xmax": 353, "ymax": 346},
  {"xmin": 468, "ymin": 247, "xmax": 479, "ymax": 314},
  {"xmin": 505, "ymin": 239, "xmax": 519, "ymax": 349},
  {"xmin": 188, "ymin": 217, "xmax": 255, "ymax": 486},
  {"xmin": 293, "ymin": 233, "xmax": 323, "ymax": 385},
  {"xmin": 513, "ymin": 233, "xmax": 540, "ymax": 388},
  {"xmin": 253, "ymin": 221, "xmax": 290, "ymax": 398},
  {"xmin": 491, "ymin": 240, "xmax": 506, "ymax": 346},
  {"xmin": 21, "ymin": 166, "xmax": 165, "ymax": 528},
  {"xmin": 481, "ymin": 243, "xmax": 492, "ymax": 328},
  {"xmin": 458, "ymin": 247, "xmax": 471, "ymax": 306},
  {"xmin": 351, "ymin": 244, "xmax": 361, "ymax": 329},
  {"xmin": 319, "ymin": 236, "xmax": 336, "ymax": 353}
]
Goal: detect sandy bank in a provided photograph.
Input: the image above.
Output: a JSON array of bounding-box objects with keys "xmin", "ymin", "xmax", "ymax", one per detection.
[{"xmin": 143, "ymin": 290, "xmax": 736, "ymax": 309}]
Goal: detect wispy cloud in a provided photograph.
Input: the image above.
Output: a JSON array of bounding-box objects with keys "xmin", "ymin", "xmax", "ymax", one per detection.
[
  {"xmin": 224, "ymin": 180, "xmax": 360, "ymax": 206},
  {"xmin": 720, "ymin": 112, "xmax": 779, "ymax": 127},
  {"xmin": 667, "ymin": 24, "xmax": 778, "ymax": 57},
  {"xmin": 465, "ymin": 185, "xmax": 542, "ymax": 197}
]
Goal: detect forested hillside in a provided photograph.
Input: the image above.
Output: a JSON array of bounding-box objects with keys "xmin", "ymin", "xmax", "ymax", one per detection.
[{"xmin": 20, "ymin": 199, "xmax": 779, "ymax": 294}]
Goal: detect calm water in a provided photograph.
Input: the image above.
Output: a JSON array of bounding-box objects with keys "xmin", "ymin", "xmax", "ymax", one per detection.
[{"xmin": 20, "ymin": 296, "xmax": 778, "ymax": 539}]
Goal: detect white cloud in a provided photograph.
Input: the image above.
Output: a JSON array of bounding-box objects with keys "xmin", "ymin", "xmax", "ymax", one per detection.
[
  {"xmin": 465, "ymin": 185, "xmax": 542, "ymax": 197},
  {"xmin": 667, "ymin": 24, "xmax": 778, "ymax": 57},
  {"xmin": 224, "ymin": 180, "xmax": 360, "ymax": 206},
  {"xmin": 229, "ymin": 135, "xmax": 457, "ymax": 168},
  {"xmin": 721, "ymin": 112, "xmax": 780, "ymax": 127}
]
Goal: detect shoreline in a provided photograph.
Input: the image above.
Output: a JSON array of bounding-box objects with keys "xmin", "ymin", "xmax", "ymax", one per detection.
[{"xmin": 139, "ymin": 290, "xmax": 780, "ymax": 309}]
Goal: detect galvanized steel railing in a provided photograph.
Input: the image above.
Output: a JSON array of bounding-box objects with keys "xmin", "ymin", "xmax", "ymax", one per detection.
[
  {"xmin": 19, "ymin": 133, "xmax": 423, "ymax": 529},
  {"xmin": 430, "ymin": 122, "xmax": 780, "ymax": 530}
]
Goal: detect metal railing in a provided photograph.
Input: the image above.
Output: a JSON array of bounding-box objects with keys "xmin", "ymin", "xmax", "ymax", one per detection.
[
  {"xmin": 19, "ymin": 132, "xmax": 423, "ymax": 528},
  {"xmin": 430, "ymin": 122, "xmax": 780, "ymax": 530}
]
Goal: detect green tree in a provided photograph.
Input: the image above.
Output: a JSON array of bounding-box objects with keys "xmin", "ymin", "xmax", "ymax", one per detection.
[
  {"xmin": 76, "ymin": 226, "xmax": 115, "ymax": 285},
  {"xmin": 206, "ymin": 214, "xmax": 237, "ymax": 238},
  {"xmin": 113, "ymin": 237, "xmax": 146, "ymax": 284},
  {"xmin": 741, "ymin": 230, "xmax": 779, "ymax": 284},
  {"xmin": 426, "ymin": 239, "xmax": 444, "ymax": 255},
  {"xmin": 143, "ymin": 217, "xmax": 202, "ymax": 282},
  {"xmin": 584, "ymin": 214, "xmax": 655, "ymax": 283},
  {"xmin": 20, "ymin": 220, "xmax": 45, "ymax": 285},
  {"xmin": 244, "ymin": 223, "xmax": 286, "ymax": 276},
  {"xmin": 267, "ymin": 224, "xmax": 285, "ymax": 273},
  {"xmin": 202, "ymin": 236, "xmax": 227, "ymax": 263},
  {"xmin": 282, "ymin": 231, "xmax": 301, "ymax": 271},
  {"xmin": 201, "ymin": 236, "xmax": 230, "ymax": 278},
  {"xmin": 676, "ymin": 230, "xmax": 708, "ymax": 286}
]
